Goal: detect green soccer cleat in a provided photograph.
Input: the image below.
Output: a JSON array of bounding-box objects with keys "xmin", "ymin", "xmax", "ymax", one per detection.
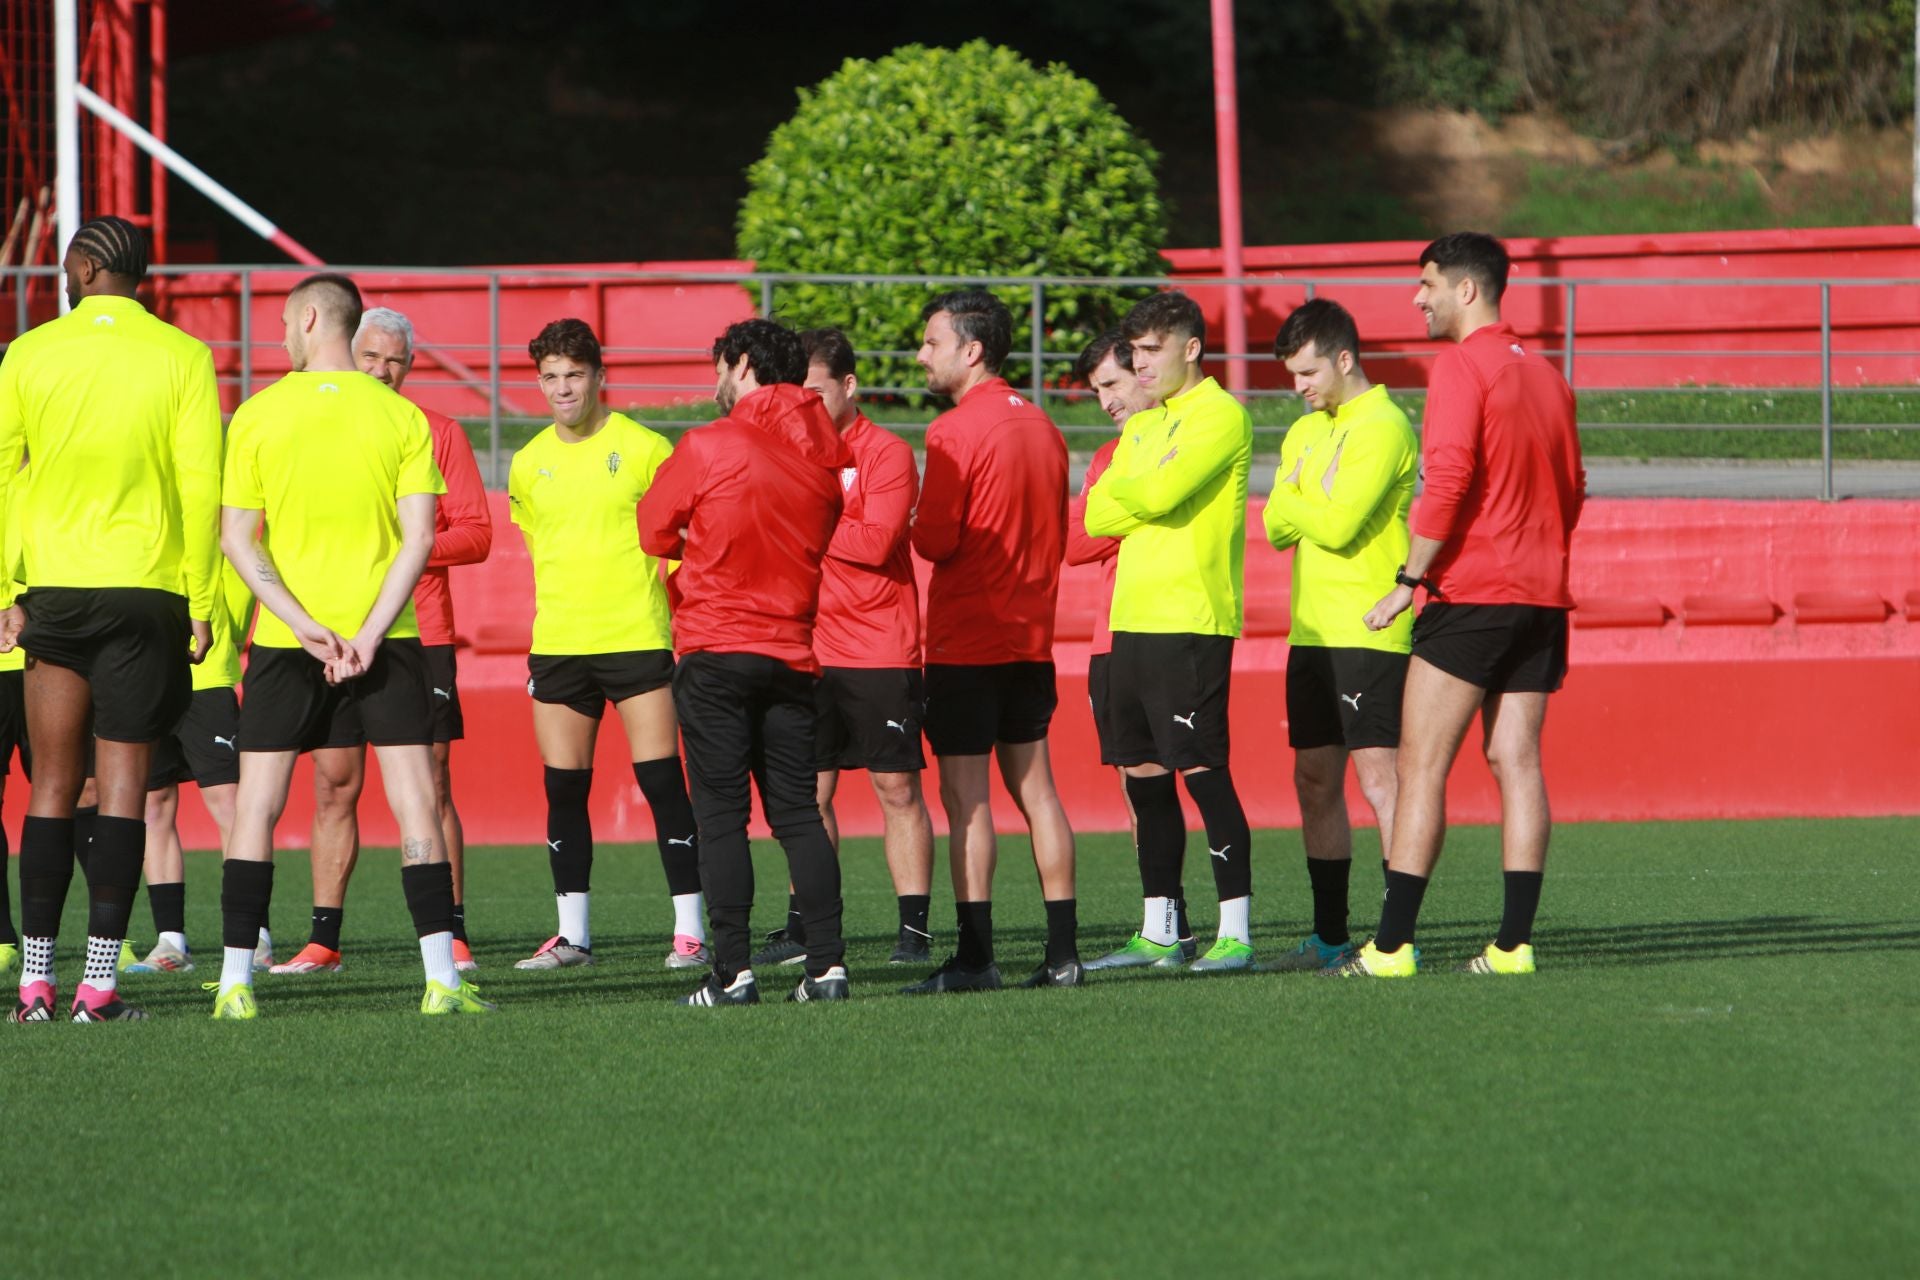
[
  {"xmin": 205, "ymin": 981, "xmax": 258, "ymax": 1020},
  {"xmin": 1190, "ymin": 936, "xmax": 1257, "ymax": 972},
  {"xmin": 420, "ymin": 978, "xmax": 496, "ymax": 1015},
  {"xmin": 117, "ymin": 939, "xmax": 138, "ymax": 971},
  {"xmin": 1323, "ymin": 939, "xmax": 1418, "ymax": 978},
  {"xmin": 1460, "ymin": 942, "xmax": 1536, "ymax": 975},
  {"xmin": 1267, "ymin": 933, "xmax": 1358, "ymax": 973},
  {"xmin": 0, "ymin": 942, "xmax": 18, "ymax": 976},
  {"xmin": 1083, "ymin": 933, "xmax": 1183, "ymax": 971}
]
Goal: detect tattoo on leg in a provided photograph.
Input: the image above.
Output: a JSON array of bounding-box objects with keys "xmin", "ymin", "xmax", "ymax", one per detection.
[{"xmin": 402, "ymin": 836, "xmax": 435, "ymax": 864}]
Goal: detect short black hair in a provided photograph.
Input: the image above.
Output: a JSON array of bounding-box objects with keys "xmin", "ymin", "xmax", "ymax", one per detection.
[
  {"xmin": 1419, "ymin": 231, "xmax": 1510, "ymax": 303},
  {"xmin": 1074, "ymin": 329, "xmax": 1134, "ymax": 383},
  {"xmin": 289, "ymin": 273, "xmax": 363, "ymax": 338},
  {"xmin": 1121, "ymin": 290, "xmax": 1206, "ymax": 351},
  {"xmin": 68, "ymin": 215, "xmax": 148, "ymax": 281},
  {"xmin": 712, "ymin": 318, "xmax": 806, "ymax": 387},
  {"xmin": 921, "ymin": 289, "xmax": 1012, "ymax": 373},
  {"xmin": 799, "ymin": 327, "xmax": 857, "ymax": 381},
  {"xmin": 1274, "ymin": 298, "xmax": 1362, "ymax": 363},
  {"xmin": 528, "ymin": 318, "xmax": 603, "ymax": 370}
]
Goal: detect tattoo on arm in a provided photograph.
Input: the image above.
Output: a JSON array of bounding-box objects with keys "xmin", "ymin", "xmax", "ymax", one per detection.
[
  {"xmin": 254, "ymin": 547, "xmax": 279, "ymax": 584},
  {"xmin": 402, "ymin": 836, "xmax": 435, "ymax": 865}
]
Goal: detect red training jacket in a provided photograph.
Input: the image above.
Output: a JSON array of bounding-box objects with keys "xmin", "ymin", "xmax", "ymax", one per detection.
[
  {"xmin": 1411, "ymin": 322, "xmax": 1586, "ymax": 607},
  {"xmin": 814, "ymin": 412, "xmax": 922, "ymax": 669},
  {"xmin": 637, "ymin": 383, "xmax": 849, "ymax": 673},
  {"xmin": 1065, "ymin": 436, "xmax": 1121, "ymax": 657},
  {"xmin": 413, "ymin": 406, "xmax": 492, "ymax": 646},
  {"xmin": 910, "ymin": 377, "xmax": 1067, "ymax": 665}
]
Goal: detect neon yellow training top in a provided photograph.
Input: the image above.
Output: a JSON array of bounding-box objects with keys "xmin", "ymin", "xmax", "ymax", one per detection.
[
  {"xmin": 0, "ymin": 466, "xmax": 23, "ymax": 674},
  {"xmin": 1084, "ymin": 375, "xmax": 1251, "ymax": 637},
  {"xmin": 223, "ymin": 371, "xmax": 445, "ymax": 649},
  {"xmin": 192, "ymin": 559, "xmax": 255, "ymax": 691},
  {"xmin": 0, "ymin": 295, "xmax": 223, "ymax": 616},
  {"xmin": 1263, "ymin": 383, "xmax": 1418, "ymax": 652},
  {"xmin": 508, "ymin": 412, "xmax": 675, "ymax": 656}
]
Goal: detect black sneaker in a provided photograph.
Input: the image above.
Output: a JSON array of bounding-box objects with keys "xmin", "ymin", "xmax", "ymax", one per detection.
[
  {"xmin": 750, "ymin": 929, "xmax": 808, "ymax": 968},
  {"xmin": 888, "ymin": 925, "xmax": 932, "ymax": 965},
  {"xmin": 1018, "ymin": 958, "xmax": 1085, "ymax": 989},
  {"xmin": 679, "ymin": 972, "xmax": 760, "ymax": 1006},
  {"xmin": 1178, "ymin": 936, "xmax": 1199, "ymax": 963},
  {"xmin": 789, "ymin": 966, "xmax": 850, "ymax": 1003},
  {"xmin": 899, "ymin": 955, "xmax": 1002, "ymax": 995}
]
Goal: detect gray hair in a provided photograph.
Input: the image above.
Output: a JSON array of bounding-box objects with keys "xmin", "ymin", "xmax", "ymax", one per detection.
[{"xmin": 355, "ymin": 306, "xmax": 416, "ymax": 355}]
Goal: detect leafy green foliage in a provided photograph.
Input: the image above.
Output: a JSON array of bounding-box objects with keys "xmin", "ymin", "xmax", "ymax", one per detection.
[{"xmin": 737, "ymin": 40, "xmax": 1167, "ymax": 395}]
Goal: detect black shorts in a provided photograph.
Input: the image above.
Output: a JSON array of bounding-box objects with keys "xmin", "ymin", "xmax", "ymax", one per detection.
[
  {"xmin": 924, "ymin": 662, "xmax": 1057, "ymax": 757},
  {"xmin": 1105, "ymin": 633, "xmax": 1234, "ymax": 771},
  {"xmin": 0, "ymin": 667, "xmax": 28, "ymax": 779},
  {"xmin": 815, "ymin": 666, "xmax": 926, "ymax": 774},
  {"xmin": 148, "ymin": 686, "xmax": 242, "ymax": 789},
  {"xmin": 1087, "ymin": 652, "xmax": 1123, "ymax": 767},
  {"xmin": 18, "ymin": 586, "xmax": 191, "ymax": 742},
  {"xmin": 528, "ymin": 649, "xmax": 674, "ymax": 720},
  {"xmin": 1286, "ymin": 645, "xmax": 1408, "ymax": 750},
  {"xmin": 240, "ymin": 639, "xmax": 435, "ymax": 752},
  {"xmin": 423, "ymin": 644, "xmax": 464, "ymax": 743},
  {"xmin": 1412, "ymin": 602, "xmax": 1570, "ymax": 694}
]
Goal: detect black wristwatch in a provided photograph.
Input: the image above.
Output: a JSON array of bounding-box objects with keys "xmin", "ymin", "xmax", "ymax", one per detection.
[{"xmin": 1394, "ymin": 566, "xmax": 1426, "ymax": 591}]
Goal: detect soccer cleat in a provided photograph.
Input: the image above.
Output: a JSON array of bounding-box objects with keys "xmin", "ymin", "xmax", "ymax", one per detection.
[
  {"xmin": 270, "ymin": 943, "xmax": 342, "ymax": 975},
  {"xmin": 1323, "ymin": 939, "xmax": 1419, "ymax": 978},
  {"xmin": 888, "ymin": 925, "xmax": 932, "ymax": 966},
  {"xmin": 420, "ymin": 979, "xmax": 496, "ymax": 1015},
  {"xmin": 0, "ymin": 942, "xmax": 18, "ymax": 976},
  {"xmin": 205, "ymin": 981, "xmax": 258, "ymax": 1020},
  {"xmin": 71, "ymin": 983, "xmax": 147, "ymax": 1022},
  {"xmin": 1461, "ymin": 942, "xmax": 1536, "ymax": 975},
  {"xmin": 11, "ymin": 980, "xmax": 56, "ymax": 1023},
  {"xmin": 1266, "ymin": 933, "xmax": 1358, "ymax": 973},
  {"xmin": 117, "ymin": 939, "xmax": 138, "ymax": 971},
  {"xmin": 1084, "ymin": 933, "xmax": 1183, "ymax": 971},
  {"xmin": 899, "ymin": 955, "xmax": 1003, "ymax": 996},
  {"xmin": 126, "ymin": 939, "xmax": 195, "ymax": 974},
  {"xmin": 253, "ymin": 931, "xmax": 274, "ymax": 972},
  {"xmin": 664, "ymin": 934, "xmax": 711, "ymax": 971},
  {"xmin": 452, "ymin": 939, "xmax": 478, "ymax": 973},
  {"xmin": 750, "ymin": 929, "xmax": 808, "ymax": 968},
  {"xmin": 1178, "ymin": 936, "xmax": 1199, "ymax": 963},
  {"xmin": 680, "ymin": 972, "xmax": 760, "ymax": 1006},
  {"xmin": 1190, "ymin": 937, "xmax": 1257, "ymax": 973},
  {"xmin": 1018, "ymin": 958, "xmax": 1086, "ymax": 988},
  {"xmin": 789, "ymin": 966, "xmax": 850, "ymax": 1003},
  {"xmin": 514, "ymin": 935, "xmax": 594, "ymax": 970}
]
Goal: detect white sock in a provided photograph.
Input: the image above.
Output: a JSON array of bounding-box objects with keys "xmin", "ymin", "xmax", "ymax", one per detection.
[
  {"xmin": 21, "ymin": 936, "xmax": 54, "ymax": 986},
  {"xmin": 258, "ymin": 926, "xmax": 272, "ymax": 953},
  {"xmin": 1140, "ymin": 896, "xmax": 1177, "ymax": 946},
  {"xmin": 671, "ymin": 892, "xmax": 705, "ymax": 941},
  {"xmin": 160, "ymin": 930, "xmax": 189, "ymax": 955},
  {"xmin": 1217, "ymin": 896, "xmax": 1252, "ymax": 945},
  {"xmin": 419, "ymin": 931, "xmax": 459, "ymax": 989},
  {"xmin": 220, "ymin": 945, "xmax": 254, "ymax": 994},
  {"xmin": 725, "ymin": 968, "xmax": 755, "ymax": 992},
  {"xmin": 557, "ymin": 892, "xmax": 590, "ymax": 948},
  {"xmin": 82, "ymin": 936, "xmax": 119, "ymax": 994}
]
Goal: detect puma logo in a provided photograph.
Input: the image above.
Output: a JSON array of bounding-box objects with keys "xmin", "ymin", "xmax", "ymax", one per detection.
[
  {"xmin": 1340, "ymin": 693, "xmax": 1363, "ymax": 711},
  {"xmin": 547, "ymin": 839, "xmax": 562, "ymax": 851},
  {"xmin": 1173, "ymin": 712, "xmax": 1196, "ymax": 729},
  {"xmin": 432, "ymin": 687, "xmax": 451, "ymax": 700},
  {"xmin": 1210, "ymin": 844, "xmax": 1231, "ymax": 861},
  {"xmin": 213, "ymin": 734, "xmax": 236, "ymax": 751},
  {"xmin": 666, "ymin": 835, "xmax": 695, "ymax": 847},
  {"xmin": 885, "ymin": 719, "xmax": 908, "ymax": 733},
  {"xmin": 537, "ymin": 468, "xmax": 554, "ymax": 480}
]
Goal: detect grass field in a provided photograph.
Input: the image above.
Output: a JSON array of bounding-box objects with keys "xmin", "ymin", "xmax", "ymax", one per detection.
[{"xmin": 13, "ymin": 817, "xmax": 1915, "ymax": 1277}]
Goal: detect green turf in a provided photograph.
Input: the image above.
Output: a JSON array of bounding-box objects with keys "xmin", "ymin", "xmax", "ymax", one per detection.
[{"xmin": 14, "ymin": 818, "xmax": 1913, "ymax": 1276}]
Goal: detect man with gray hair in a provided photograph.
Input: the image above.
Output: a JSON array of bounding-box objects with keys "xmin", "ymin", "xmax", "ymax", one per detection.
[{"xmin": 270, "ymin": 305, "xmax": 494, "ymax": 976}]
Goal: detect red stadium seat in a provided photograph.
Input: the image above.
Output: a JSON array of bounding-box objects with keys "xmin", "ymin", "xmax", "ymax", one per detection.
[
  {"xmin": 1571, "ymin": 596, "xmax": 1668, "ymax": 628},
  {"xmin": 1791, "ymin": 591, "xmax": 1889, "ymax": 624},
  {"xmin": 1680, "ymin": 594, "xmax": 1779, "ymax": 626},
  {"xmin": 468, "ymin": 620, "xmax": 532, "ymax": 655},
  {"xmin": 1906, "ymin": 590, "xmax": 1920, "ymax": 623},
  {"xmin": 1242, "ymin": 594, "xmax": 1291, "ymax": 638}
]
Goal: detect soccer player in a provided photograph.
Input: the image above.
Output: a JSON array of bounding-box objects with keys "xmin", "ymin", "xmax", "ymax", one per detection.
[
  {"xmin": 905, "ymin": 289, "xmax": 1079, "ymax": 993},
  {"xmin": 1261, "ymin": 299, "xmax": 1418, "ymax": 972},
  {"xmin": 1084, "ymin": 290, "xmax": 1257, "ymax": 972},
  {"xmin": 1069, "ymin": 330, "xmax": 1197, "ymax": 968},
  {"xmin": 271, "ymin": 306, "xmax": 494, "ymax": 974},
  {"xmin": 213, "ymin": 272, "xmax": 487, "ymax": 1018},
  {"xmin": 1335, "ymin": 232, "xmax": 1586, "ymax": 978},
  {"xmin": 508, "ymin": 318, "xmax": 705, "ymax": 972},
  {"xmin": 0, "ymin": 215, "xmax": 221, "ymax": 1022},
  {"xmin": 638, "ymin": 318, "xmax": 849, "ymax": 1006}
]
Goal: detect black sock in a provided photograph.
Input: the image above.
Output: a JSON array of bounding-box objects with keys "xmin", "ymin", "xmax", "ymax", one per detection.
[
  {"xmin": 309, "ymin": 905, "xmax": 344, "ymax": 950},
  {"xmin": 1497, "ymin": 871, "xmax": 1545, "ymax": 950},
  {"xmin": 401, "ymin": 862, "xmax": 457, "ymax": 939},
  {"xmin": 0, "ymin": 821, "xmax": 16, "ymax": 945},
  {"xmin": 1306, "ymin": 857, "xmax": 1353, "ymax": 946},
  {"xmin": 955, "ymin": 900, "xmax": 993, "ymax": 967},
  {"xmin": 543, "ymin": 766, "xmax": 593, "ymax": 894},
  {"xmin": 1124, "ymin": 772, "xmax": 1185, "ymax": 899},
  {"xmin": 221, "ymin": 859, "xmax": 275, "ymax": 950},
  {"xmin": 634, "ymin": 757, "xmax": 702, "ymax": 897},
  {"xmin": 451, "ymin": 901, "xmax": 468, "ymax": 944},
  {"xmin": 785, "ymin": 892, "xmax": 807, "ymax": 946},
  {"xmin": 1044, "ymin": 898, "xmax": 1078, "ymax": 966},
  {"xmin": 72, "ymin": 806, "xmax": 98, "ymax": 878},
  {"xmin": 1374, "ymin": 869, "xmax": 1429, "ymax": 953},
  {"xmin": 1183, "ymin": 768, "xmax": 1253, "ymax": 902},
  {"xmin": 897, "ymin": 893, "xmax": 930, "ymax": 938},
  {"xmin": 148, "ymin": 881, "xmax": 187, "ymax": 937},
  {"xmin": 1175, "ymin": 891, "xmax": 1192, "ymax": 941},
  {"xmin": 82, "ymin": 815, "xmax": 145, "ymax": 941},
  {"xmin": 18, "ymin": 815, "xmax": 76, "ymax": 939}
]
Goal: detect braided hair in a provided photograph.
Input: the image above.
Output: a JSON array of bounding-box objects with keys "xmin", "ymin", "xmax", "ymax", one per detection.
[{"xmin": 68, "ymin": 215, "xmax": 149, "ymax": 281}]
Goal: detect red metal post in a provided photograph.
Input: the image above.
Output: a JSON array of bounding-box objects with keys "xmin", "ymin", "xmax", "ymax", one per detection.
[
  {"xmin": 146, "ymin": 0, "xmax": 165, "ymax": 261},
  {"xmin": 1210, "ymin": 0, "xmax": 1249, "ymax": 394}
]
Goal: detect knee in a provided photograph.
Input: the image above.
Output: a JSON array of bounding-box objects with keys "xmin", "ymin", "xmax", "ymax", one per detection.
[
  {"xmin": 313, "ymin": 771, "xmax": 363, "ymax": 819},
  {"xmin": 543, "ymin": 765, "xmax": 592, "ymax": 811},
  {"xmin": 871, "ymin": 774, "xmax": 918, "ymax": 812},
  {"xmin": 1293, "ymin": 760, "xmax": 1343, "ymax": 809}
]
